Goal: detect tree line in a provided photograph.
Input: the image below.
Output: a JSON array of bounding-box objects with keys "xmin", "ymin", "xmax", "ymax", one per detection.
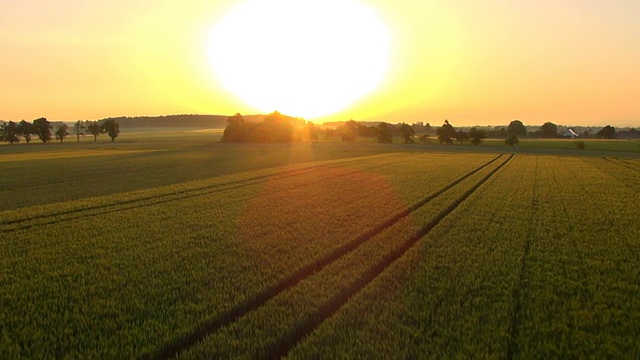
[
  {"xmin": 220, "ymin": 114, "xmax": 424, "ymax": 144},
  {"xmin": 1, "ymin": 119, "xmax": 120, "ymax": 144},
  {"xmin": 221, "ymin": 115, "xmax": 489, "ymax": 145},
  {"xmin": 221, "ymin": 114, "xmax": 626, "ymax": 147},
  {"xmin": 484, "ymin": 121, "xmax": 620, "ymax": 140}
]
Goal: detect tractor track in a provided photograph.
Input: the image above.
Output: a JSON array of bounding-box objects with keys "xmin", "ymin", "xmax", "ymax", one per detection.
[
  {"xmin": 603, "ymin": 157, "xmax": 640, "ymax": 172},
  {"xmin": 263, "ymin": 154, "xmax": 513, "ymax": 359},
  {"xmin": 144, "ymin": 154, "xmax": 512, "ymax": 360}
]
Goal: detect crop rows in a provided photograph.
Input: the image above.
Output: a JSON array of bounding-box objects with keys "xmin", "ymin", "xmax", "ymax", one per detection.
[
  {"xmin": 0, "ymin": 142, "xmax": 407, "ymax": 211},
  {"xmin": 280, "ymin": 155, "xmax": 640, "ymax": 359},
  {"xmin": 1, "ymin": 152, "xmax": 500, "ymax": 358},
  {"xmin": 585, "ymin": 157, "xmax": 640, "ymax": 193},
  {"xmin": 169, "ymin": 154, "xmax": 512, "ymax": 359},
  {"xmin": 0, "ymin": 153, "xmax": 403, "ymax": 232},
  {"xmin": 4, "ymin": 151, "xmax": 637, "ymax": 358}
]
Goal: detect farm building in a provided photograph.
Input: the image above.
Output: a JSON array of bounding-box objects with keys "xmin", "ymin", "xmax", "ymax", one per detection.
[{"xmin": 562, "ymin": 129, "xmax": 579, "ymax": 138}]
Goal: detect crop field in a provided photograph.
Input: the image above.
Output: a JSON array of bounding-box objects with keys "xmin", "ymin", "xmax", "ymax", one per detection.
[{"xmin": 1, "ymin": 137, "xmax": 639, "ymax": 358}]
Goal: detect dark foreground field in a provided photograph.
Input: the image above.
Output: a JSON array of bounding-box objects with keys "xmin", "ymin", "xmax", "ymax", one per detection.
[{"xmin": 1, "ymin": 131, "xmax": 639, "ymax": 358}]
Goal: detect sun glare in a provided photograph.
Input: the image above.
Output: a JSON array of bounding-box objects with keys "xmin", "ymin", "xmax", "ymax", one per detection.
[{"xmin": 208, "ymin": 0, "xmax": 390, "ymax": 119}]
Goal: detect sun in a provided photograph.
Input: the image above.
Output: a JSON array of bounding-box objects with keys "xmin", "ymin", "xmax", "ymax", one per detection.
[{"xmin": 208, "ymin": 0, "xmax": 390, "ymax": 119}]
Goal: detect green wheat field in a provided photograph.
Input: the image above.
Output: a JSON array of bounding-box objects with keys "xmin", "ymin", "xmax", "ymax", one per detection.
[{"xmin": 1, "ymin": 131, "xmax": 639, "ymax": 358}]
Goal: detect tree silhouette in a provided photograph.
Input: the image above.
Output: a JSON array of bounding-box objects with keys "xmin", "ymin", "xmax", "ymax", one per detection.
[
  {"xmin": 101, "ymin": 119, "xmax": 120, "ymax": 142},
  {"xmin": 342, "ymin": 119, "xmax": 359, "ymax": 142},
  {"xmin": 263, "ymin": 111, "xmax": 295, "ymax": 142},
  {"xmin": 507, "ymin": 120, "xmax": 527, "ymax": 138},
  {"xmin": 1, "ymin": 121, "xmax": 20, "ymax": 144},
  {"xmin": 539, "ymin": 122, "xmax": 558, "ymax": 138},
  {"xmin": 437, "ymin": 120, "xmax": 455, "ymax": 145},
  {"xmin": 221, "ymin": 113, "xmax": 248, "ymax": 142},
  {"xmin": 375, "ymin": 122, "xmax": 393, "ymax": 143},
  {"xmin": 399, "ymin": 123, "xmax": 415, "ymax": 143},
  {"xmin": 505, "ymin": 135, "xmax": 520, "ymax": 146},
  {"xmin": 341, "ymin": 132, "xmax": 356, "ymax": 142},
  {"xmin": 596, "ymin": 125, "xmax": 616, "ymax": 139},
  {"xmin": 469, "ymin": 127, "xmax": 486, "ymax": 146},
  {"xmin": 55, "ymin": 124, "xmax": 69, "ymax": 143},
  {"xmin": 454, "ymin": 130, "xmax": 469, "ymax": 144},
  {"xmin": 73, "ymin": 120, "xmax": 86, "ymax": 143},
  {"xmin": 17, "ymin": 120, "xmax": 36, "ymax": 143},
  {"xmin": 220, "ymin": 111, "xmax": 304, "ymax": 143},
  {"xmin": 33, "ymin": 117, "xmax": 52, "ymax": 143},
  {"xmin": 87, "ymin": 121, "xmax": 103, "ymax": 141}
]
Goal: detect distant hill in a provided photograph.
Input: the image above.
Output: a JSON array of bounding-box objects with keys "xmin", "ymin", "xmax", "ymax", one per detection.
[
  {"xmin": 321, "ymin": 121, "xmax": 384, "ymax": 128},
  {"xmin": 99, "ymin": 114, "xmax": 266, "ymax": 129}
]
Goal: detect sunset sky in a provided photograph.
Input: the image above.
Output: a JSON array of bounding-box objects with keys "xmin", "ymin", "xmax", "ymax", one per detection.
[{"xmin": 1, "ymin": 0, "xmax": 638, "ymax": 127}]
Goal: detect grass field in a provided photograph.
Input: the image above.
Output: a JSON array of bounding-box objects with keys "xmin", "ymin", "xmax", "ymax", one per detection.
[{"xmin": 1, "ymin": 131, "xmax": 639, "ymax": 358}]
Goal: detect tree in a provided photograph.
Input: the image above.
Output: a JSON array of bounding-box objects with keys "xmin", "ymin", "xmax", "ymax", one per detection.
[
  {"xmin": 1, "ymin": 121, "xmax": 20, "ymax": 144},
  {"xmin": 55, "ymin": 124, "xmax": 69, "ymax": 143},
  {"xmin": 469, "ymin": 127, "xmax": 486, "ymax": 146},
  {"xmin": 341, "ymin": 132, "xmax": 356, "ymax": 142},
  {"xmin": 305, "ymin": 122, "xmax": 319, "ymax": 141},
  {"xmin": 17, "ymin": 120, "xmax": 36, "ymax": 143},
  {"xmin": 87, "ymin": 121, "xmax": 103, "ymax": 142},
  {"xmin": 342, "ymin": 119, "xmax": 359, "ymax": 142},
  {"xmin": 494, "ymin": 127, "xmax": 507, "ymax": 138},
  {"xmin": 539, "ymin": 122, "xmax": 559, "ymax": 138},
  {"xmin": 73, "ymin": 120, "xmax": 86, "ymax": 143},
  {"xmin": 33, "ymin": 117, "xmax": 52, "ymax": 143},
  {"xmin": 101, "ymin": 119, "xmax": 120, "ymax": 142},
  {"xmin": 398, "ymin": 123, "xmax": 415, "ymax": 144},
  {"xmin": 221, "ymin": 113, "xmax": 248, "ymax": 142},
  {"xmin": 375, "ymin": 122, "xmax": 393, "ymax": 143},
  {"xmin": 505, "ymin": 135, "xmax": 520, "ymax": 146},
  {"xmin": 436, "ymin": 120, "xmax": 455, "ymax": 145},
  {"xmin": 220, "ymin": 111, "xmax": 303, "ymax": 143},
  {"xmin": 596, "ymin": 125, "xmax": 616, "ymax": 139},
  {"xmin": 454, "ymin": 130, "xmax": 469, "ymax": 144},
  {"xmin": 507, "ymin": 120, "xmax": 527, "ymax": 138},
  {"xmin": 262, "ymin": 111, "xmax": 295, "ymax": 142},
  {"xmin": 424, "ymin": 122, "xmax": 433, "ymax": 135},
  {"xmin": 323, "ymin": 128, "xmax": 337, "ymax": 140}
]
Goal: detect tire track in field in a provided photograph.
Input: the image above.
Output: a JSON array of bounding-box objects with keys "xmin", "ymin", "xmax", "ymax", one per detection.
[
  {"xmin": 1, "ymin": 155, "xmax": 402, "ymax": 232},
  {"xmin": 603, "ymin": 157, "xmax": 640, "ymax": 172},
  {"xmin": 620, "ymin": 159, "xmax": 640, "ymax": 171},
  {"xmin": 262, "ymin": 154, "xmax": 513, "ymax": 360},
  {"xmin": 145, "ymin": 154, "xmax": 508, "ymax": 360},
  {"xmin": 583, "ymin": 158, "xmax": 640, "ymax": 194},
  {"xmin": 506, "ymin": 157, "xmax": 539, "ymax": 360}
]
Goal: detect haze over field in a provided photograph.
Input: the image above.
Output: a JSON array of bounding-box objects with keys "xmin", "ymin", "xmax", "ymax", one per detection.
[{"xmin": 1, "ymin": 0, "xmax": 639, "ymax": 126}]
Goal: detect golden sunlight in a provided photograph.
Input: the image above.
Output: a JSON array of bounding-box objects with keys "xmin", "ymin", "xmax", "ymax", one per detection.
[{"xmin": 208, "ymin": 0, "xmax": 390, "ymax": 119}]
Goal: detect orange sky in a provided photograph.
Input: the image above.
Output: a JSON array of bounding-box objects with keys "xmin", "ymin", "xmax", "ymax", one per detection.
[{"xmin": 1, "ymin": 0, "xmax": 638, "ymax": 127}]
